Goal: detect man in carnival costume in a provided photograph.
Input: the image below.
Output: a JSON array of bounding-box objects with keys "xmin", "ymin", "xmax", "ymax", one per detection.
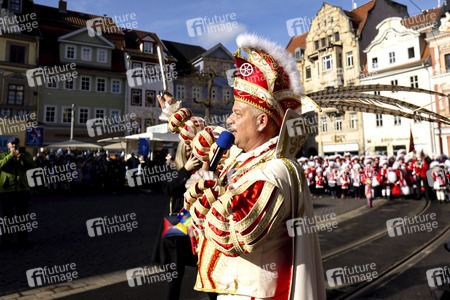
[{"xmin": 178, "ymin": 33, "xmax": 325, "ymax": 300}]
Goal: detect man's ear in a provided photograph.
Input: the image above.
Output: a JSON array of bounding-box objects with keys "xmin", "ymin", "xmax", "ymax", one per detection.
[{"xmin": 256, "ymin": 113, "xmax": 270, "ymax": 132}]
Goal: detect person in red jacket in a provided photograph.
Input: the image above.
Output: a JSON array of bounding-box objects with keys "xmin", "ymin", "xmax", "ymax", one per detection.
[{"xmin": 414, "ymin": 153, "xmax": 432, "ymax": 200}]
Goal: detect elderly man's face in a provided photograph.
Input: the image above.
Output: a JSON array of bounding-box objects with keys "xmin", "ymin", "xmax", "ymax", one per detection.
[{"xmin": 226, "ymin": 101, "xmax": 261, "ymax": 152}]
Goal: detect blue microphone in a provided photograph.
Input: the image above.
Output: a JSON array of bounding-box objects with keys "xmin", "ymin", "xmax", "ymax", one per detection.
[{"xmin": 209, "ymin": 131, "xmax": 235, "ymax": 172}]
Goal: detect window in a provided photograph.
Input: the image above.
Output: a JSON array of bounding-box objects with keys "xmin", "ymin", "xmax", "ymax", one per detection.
[
  {"xmin": 111, "ymin": 79, "xmax": 121, "ymax": 94},
  {"xmin": 78, "ymin": 108, "xmax": 89, "ymax": 124},
  {"xmin": 81, "ymin": 47, "xmax": 92, "ymax": 61},
  {"xmin": 321, "ymin": 117, "xmax": 327, "ymax": 132},
  {"xmin": 408, "ymin": 47, "xmax": 415, "ymax": 59},
  {"xmin": 374, "ymin": 146, "xmax": 387, "ymax": 156},
  {"xmin": 132, "ymin": 118, "xmax": 141, "ymax": 134},
  {"xmin": 46, "ymin": 79, "xmax": 58, "ymax": 89},
  {"xmin": 394, "ymin": 116, "xmax": 401, "ymax": 126},
  {"xmin": 306, "ymin": 67, "xmax": 311, "ymax": 79},
  {"xmin": 391, "ymin": 79, "xmax": 398, "ymax": 92},
  {"xmin": 95, "ymin": 109, "xmax": 105, "ymax": 119},
  {"xmin": 110, "ymin": 110, "xmax": 121, "ymax": 124},
  {"xmin": 211, "ymin": 88, "xmax": 218, "ymax": 101},
  {"xmin": 445, "ymin": 54, "xmax": 450, "ymax": 72},
  {"xmin": 338, "ymin": 53, "xmax": 342, "ymax": 68},
  {"xmin": 62, "ymin": 107, "xmax": 73, "ymax": 124},
  {"xmin": 10, "ymin": 0, "xmax": 21, "ymax": 11},
  {"xmin": 389, "ymin": 52, "xmax": 396, "ymax": 64},
  {"xmin": 350, "ymin": 113, "xmax": 357, "ymax": 129},
  {"xmin": 8, "ymin": 84, "xmax": 24, "ymax": 105},
  {"xmin": 176, "ymin": 85, "xmax": 185, "ymax": 100},
  {"xmin": 328, "ymin": 35, "xmax": 333, "ymax": 44},
  {"xmin": 410, "ymin": 75, "xmax": 418, "ymax": 88},
  {"xmin": 97, "ymin": 49, "xmax": 107, "ymax": 63},
  {"xmin": 96, "ymin": 78, "xmax": 106, "ymax": 92},
  {"xmin": 9, "ymin": 45, "xmax": 25, "ymax": 63},
  {"xmin": 145, "ymin": 90, "xmax": 155, "ymax": 107},
  {"xmin": 64, "ymin": 79, "xmax": 75, "ymax": 90},
  {"xmin": 295, "ymin": 48, "xmax": 302, "ymax": 60},
  {"xmin": 321, "ymin": 38, "xmax": 326, "ymax": 48},
  {"xmin": 223, "ymin": 89, "xmax": 232, "ymax": 101},
  {"xmin": 65, "ymin": 45, "xmax": 76, "ymax": 59},
  {"xmin": 314, "ymin": 40, "xmax": 319, "ymax": 50},
  {"xmin": 322, "ymin": 55, "xmax": 333, "ymax": 71},
  {"xmin": 393, "ymin": 145, "xmax": 406, "ymax": 154},
  {"xmin": 80, "ymin": 76, "xmax": 91, "ymax": 91},
  {"xmin": 372, "ymin": 57, "xmax": 378, "ymax": 68},
  {"xmin": 193, "ymin": 87, "xmax": 201, "ymax": 100},
  {"xmin": 346, "ymin": 52, "xmax": 354, "ymax": 67},
  {"xmin": 334, "ymin": 32, "xmax": 340, "ymax": 42},
  {"xmin": 334, "ymin": 116, "xmax": 342, "ymax": 131},
  {"xmin": 376, "ymin": 114, "xmax": 383, "ymax": 127},
  {"xmin": 143, "ymin": 42, "xmax": 153, "ymax": 54},
  {"xmin": 131, "ymin": 89, "xmax": 142, "ymax": 106},
  {"xmin": 44, "ymin": 106, "xmax": 56, "ymax": 123}
]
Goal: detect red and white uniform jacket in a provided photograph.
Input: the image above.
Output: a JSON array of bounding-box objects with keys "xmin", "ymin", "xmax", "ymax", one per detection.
[
  {"xmin": 315, "ymin": 174, "xmax": 325, "ymax": 188},
  {"xmin": 351, "ymin": 169, "xmax": 361, "ymax": 186},
  {"xmin": 340, "ymin": 173, "xmax": 349, "ymax": 189},
  {"xmin": 379, "ymin": 168, "xmax": 389, "ymax": 185},
  {"xmin": 362, "ymin": 167, "xmax": 374, "ymax": 185},
  {"xmin": 184, "ymin": 136, "xmax": 325, "ymax": 300},
  {"xmin": 433, "ymin": 171, "xmax": 446, "ymax": 189}
]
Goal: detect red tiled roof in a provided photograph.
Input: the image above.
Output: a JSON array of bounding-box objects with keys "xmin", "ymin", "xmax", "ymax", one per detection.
[
  {"xmin": 401, "ymin": 7, "xmax": 441, "ymax": 31},
  {"xmin": 286, "ymin": 32, "xmax": 308, "ymax": 56}
]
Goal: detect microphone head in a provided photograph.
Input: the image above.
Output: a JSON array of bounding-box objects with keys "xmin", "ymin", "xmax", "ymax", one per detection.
[{"xmin": 216, "ymin": 131, "xmax": 235, "ymax": 150}]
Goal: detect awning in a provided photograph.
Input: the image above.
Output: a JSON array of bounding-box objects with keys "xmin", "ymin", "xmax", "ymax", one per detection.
[{"xmin": 124, "ymin": 132, "xmax": 180, "ymax": 142}]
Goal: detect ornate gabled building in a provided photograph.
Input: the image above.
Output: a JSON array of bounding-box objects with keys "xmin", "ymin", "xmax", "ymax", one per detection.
[
  {"xmin": 361, "ymin": 16, "xmax": 438, "ymax": 155},
  {"xmin": 427, "ymin": 1, "xmax": 450, "ymax": 155},
  {"xmin": 287, "ymin": 0, "xmax": 409, "ymax": 156},
  {"xmin": 34, "ymin": 0, "xmax": 127, "ymax": 144}
]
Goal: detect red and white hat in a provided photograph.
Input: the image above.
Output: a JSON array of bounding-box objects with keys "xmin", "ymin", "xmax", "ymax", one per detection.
[{"xmin": 233, "ymin": 34, "xmax": 303, "ymax": 127}]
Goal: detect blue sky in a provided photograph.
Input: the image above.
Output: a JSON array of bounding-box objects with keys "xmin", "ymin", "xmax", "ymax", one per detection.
[{"xmin": 34, "ymin": 0, "xmax": 443, "ymax": 51}]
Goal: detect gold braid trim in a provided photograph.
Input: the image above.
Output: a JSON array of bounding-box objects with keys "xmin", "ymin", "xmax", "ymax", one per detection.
[
  {"xmin": 234, "ymin": 95, "xmax": 280, "ymax": 124},
  {"xmin": 239, "ymin": 192, "xmax": 284, "ymax": 249},
  {"xmin": 233, "ymin": 181, "xmax": 277, "ymax": 233},
  {"xmin": 193, "ymin": 198, "xmax": 210, "ymax": 217}
]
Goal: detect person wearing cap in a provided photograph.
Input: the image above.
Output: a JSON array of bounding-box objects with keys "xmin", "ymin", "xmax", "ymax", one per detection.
[
  {"xmin": 340, "ymin": 166, "xmax": 350, "ymax": 199},
  {"xmin": 431, "ymin": 163, "xmax": 447, "ymax": 204},
  {"xmin": 315, "ymin": 167, "xmax": 325, "ymax": 196},
  {"xmin": 0, "ymin": 137, "xmax": 35, "ymax": 248},
  {"xmin": 183, "ymin": 34, "xmax": 325, "ymax": 300},
  {"xmin": 327, "ymin": 161, "xmax": 338, "ymax": 198},
  {"xmin": 414, "ymin": 151, "xmax": 432, "ymax": 200}
]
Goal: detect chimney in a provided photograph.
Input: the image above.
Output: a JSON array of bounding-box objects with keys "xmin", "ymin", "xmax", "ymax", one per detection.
[{"xmin": 59, "ymin": 0, "xmax": 67, "ymax": 12}]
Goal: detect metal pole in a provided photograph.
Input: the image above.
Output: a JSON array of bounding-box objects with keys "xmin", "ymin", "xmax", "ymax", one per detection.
[{"xmin": 70, "ymin": 103, "xmax": 75, "ymax": 140}]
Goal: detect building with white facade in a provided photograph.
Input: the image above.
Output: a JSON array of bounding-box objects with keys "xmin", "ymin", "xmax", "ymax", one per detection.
[{"xmin": 361, "ymin": 17, "xmax": 437, "ymax": 155}]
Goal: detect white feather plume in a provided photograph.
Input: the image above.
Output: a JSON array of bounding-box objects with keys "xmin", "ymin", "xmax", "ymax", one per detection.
[{"xmin": 236, "ymin": 33, "xmax": 304, "ymax": 95}]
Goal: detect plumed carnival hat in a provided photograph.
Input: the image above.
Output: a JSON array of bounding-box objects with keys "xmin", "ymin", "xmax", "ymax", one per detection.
[{"xmin": 233, "ymin": 33, "xmax": 303, "ymax": 127}]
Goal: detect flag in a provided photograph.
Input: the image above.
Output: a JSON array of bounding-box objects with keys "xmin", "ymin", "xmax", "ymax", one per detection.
[{"xmin": 409, "ymin": 125, "xmax": 415, "ymax": 153}]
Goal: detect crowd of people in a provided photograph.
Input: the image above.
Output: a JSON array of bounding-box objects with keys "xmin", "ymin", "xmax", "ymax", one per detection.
[
  {"xmin": 31, "ymin": 149, "xmax": 170, "ymax": 196},
  {"xmin": 298, "ymin": 150, "xmax": 450, "ymax": 207}
]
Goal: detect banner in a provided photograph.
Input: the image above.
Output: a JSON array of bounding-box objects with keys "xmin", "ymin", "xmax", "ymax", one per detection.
[
  {"xmin": 138, "ymin": 138, "xmax": 149, "ymax": 156},
  {"xmin": 26, "ymin": 127, "xmax": 44, "ymax": 147}
]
